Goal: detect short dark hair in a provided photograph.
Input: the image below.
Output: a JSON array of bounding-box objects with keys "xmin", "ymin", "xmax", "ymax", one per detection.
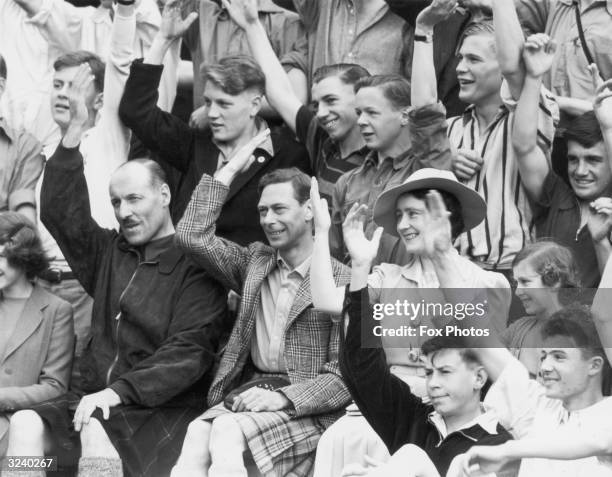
[
  {"xmin": 258, "ymin": 168, "xmax": 311, "ymax": 204},
  {"xmin": 53, "ymin": 51, "xmax": 105, "ymax": 93},
  {"xmin": 354, "ymin": 75, "xmax": 411, "ymax": 110},
  {"xmin": 0, "ymin": 53, "xmax": 6, "ymax": 80},
  {"xmin": 202, "ymin": 55, "xmax": 265, "ymax": 96},
  {"xmin": 565, "ymin": 111, "xmax": 603, "ymax": 149},
  {"xmin": 313, "ymin": 63, "xmax": 371, "ymax": 87},
  {"xmin": 512, "ymin": 240, "xmax": 580, "ymax": 288},
  {"xmin": 421, "ymin": 336, "xmax": 481, "ymax": 367},
  {"xmin": 0, "ymin": 212, "xmax": 48, "ymax": 279},
  {"xmin": 541, "ymin": 307, "xmax": 608, "ymax": 363},
  {"xmin": 397, "ymin": 189, "xmax": 465, "ymax": 240}
]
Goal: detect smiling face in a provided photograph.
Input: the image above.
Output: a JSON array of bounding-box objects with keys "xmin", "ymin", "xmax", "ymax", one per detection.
[
  {"xmin": 513, "ymin": 260, "xmax": 560, "ymax": 318},
  {"xmin": 355, "ymin": 86, "xmax": 404, "ymax": 155},
  {"xmin": 423, "ymin": 349, "xmax": 484, "ymax": 418},
  {"xmin": 257, "ymin": 182, "xmax": 312, "ymax": 253},
  {"xmin": 311, "ymin": 76, "xmax": 359, "ymax": 142},
  {"xmin": 51, "ymin": 65, "xmax": 101, "ymax": 131},
  {"xmin": 456, "ymin": 35, "xmax": 503, "ymax": 106},
  {"xmin": 110, "ymin": 164, "xmax": 172, "ymax": 246},
  {"xmin": 395, "ymin": 194, "xmax": 430, "ymax": 255},
  {"xmin": 567, "ymin": 140, "xmax": 611, "ymax": 201},
  {"xmin": 0, "ymin": 244, "xmax": 27, "ymax": 293},
  {"xmin": 539, "ymin": 337, "xmax": 601, "ymax": 403},
  {"xmin": 203, "ymin": 82, "xmax": 260, "ymax": 144}
]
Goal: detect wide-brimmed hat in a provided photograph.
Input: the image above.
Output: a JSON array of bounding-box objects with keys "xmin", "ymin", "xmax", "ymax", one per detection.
[{"xmin": 373, "ymin": 168, "xmax": 486, "ymax": 237}]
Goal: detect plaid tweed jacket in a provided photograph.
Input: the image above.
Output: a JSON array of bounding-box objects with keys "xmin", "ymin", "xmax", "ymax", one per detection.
[{"xmin": 176, "ymin": 174, "xmax": 352, "ymax": 427}]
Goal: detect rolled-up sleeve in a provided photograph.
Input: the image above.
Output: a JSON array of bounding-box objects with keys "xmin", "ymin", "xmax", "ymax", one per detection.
[{"xmin": 408, "ymin": 102, "xmax": 452, "ymax": 171}]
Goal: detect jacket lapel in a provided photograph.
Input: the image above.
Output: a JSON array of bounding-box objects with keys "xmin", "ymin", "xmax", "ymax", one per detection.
[
  {"xmin": 225, "ymin": 151, "xmax": 271, "ymax": 202},
  {"xmin": 285, "ymin": 274, "xmax": 313, "ymax": 330},
  {"xmin": 2, "ymin": 286, "xmax": 46, "ymax": 363}
]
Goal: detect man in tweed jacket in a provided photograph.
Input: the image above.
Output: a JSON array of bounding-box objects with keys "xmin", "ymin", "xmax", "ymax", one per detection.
[{"xmin": 174, "ymin": 132, "xmax": 352, "ymax": 476}]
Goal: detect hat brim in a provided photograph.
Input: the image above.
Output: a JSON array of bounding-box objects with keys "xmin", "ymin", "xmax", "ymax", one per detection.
[{"xmin": 373, "ymin": 177, "xmax": 486, "ymax": 237}]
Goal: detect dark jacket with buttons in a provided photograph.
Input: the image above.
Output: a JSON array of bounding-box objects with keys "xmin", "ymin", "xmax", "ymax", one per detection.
[
  {"xmin": 119, "ymin": 59, "xmax": 312, "ymax": 245},
  {"xmin": 40, "ymin": 144, "xmax": 228, "ymax": 407}
]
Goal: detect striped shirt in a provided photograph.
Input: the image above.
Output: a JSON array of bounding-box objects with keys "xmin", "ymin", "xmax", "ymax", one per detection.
[
  {"xmin": 446, "ymin": 83, "xmax": 557, "ymax": 270},
  {"xmin": 295, "ymin": 105, "xmax": 367, "ymax": 207}
]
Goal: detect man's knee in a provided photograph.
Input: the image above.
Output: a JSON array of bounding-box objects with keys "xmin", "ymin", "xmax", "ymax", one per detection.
[
  {"xmin": 80, "ymin": 418, "xmax": 119, "ymax": 458},
  {"xmin": 209, "ymin": 415, "xmax": 246, "ymax": 455},
  {"xmin": 9, "ymin": 410, "xmax": 45, "ymax": 442}
]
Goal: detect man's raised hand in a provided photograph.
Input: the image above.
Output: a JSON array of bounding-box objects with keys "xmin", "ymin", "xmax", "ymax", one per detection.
[
  {"xmin": 159, "ymin": 0, "xmax": 198, "ymax": 41},
  {"xmin": 214, "ymin": 128, "xmax": 271, "ymax": 185},
  {"xmin": 416, "ymin": 0, "xmax": 459, "ymax": 30},
  {"xmin": 591, "ymin": 64, "xmax": 612, "ymax": 131},
  {"xmin": 523, "ymin": 34, "xmax": 557, "ymax": 79},
  {"xmin": 310, "ymin": 178, "xmax": 331, "ymax": 234},
  {"xmin": 221, "ymin": 0, "xmax": 259, "ymax": 30}
]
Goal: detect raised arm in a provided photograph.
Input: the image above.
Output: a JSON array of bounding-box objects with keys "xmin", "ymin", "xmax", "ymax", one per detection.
[
  {"xmin": 310, "ymin": 178, "xmax": 345, "ymax": 314},
  {"xmin": 592, "ymin": 253, "xmax": 612, "ymax": 364},
  {"xmin": 492, "ymin": 0, "xmax": 525, "ymax": 100},
  {"xmin": 223, "ymin": 0, "xmax": 302, "ymax": 132},
  {"xmin": 410, "ymin": 0, "xmax": 456, "ymax": 108},
  {"xmin": 511, "ymin": 34, "xmax": 555, "ymax": 202},
  {"xmin": 592, "ymin": 67, "xmax": 612, "ymax": 173}
]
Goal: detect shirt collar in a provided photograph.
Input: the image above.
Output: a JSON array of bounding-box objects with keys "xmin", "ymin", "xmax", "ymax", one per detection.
[
  {"xmin": 213, "ymin": 119, "xmax": 274, "ymax": 158},
  {"xmin": 143, "ymin": 233, "xmax": 175, "ymax": 262},
  {"xmin": 462, "ymin": 103, "xmax": 509, "ymax": 128},
  {"xmin": 276, "ymin": 252, "xmax": 312, "ymax": 279},
  {"xmin": 362, "ymin": 148, "xmax": 412, "ymax": 171},
  {"xmin": 558, "ymin": 0, "xmax": 612, "ymax": 16},
  {"xmin": 0, "ymin": 117, "xmax": 15, "ymax": 142},
  {"xmin": 428, "ymin": 406, "xmax": 499, "ymax": 440}
]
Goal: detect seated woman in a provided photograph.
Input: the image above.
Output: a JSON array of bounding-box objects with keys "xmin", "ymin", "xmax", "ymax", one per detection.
[
  {"xmin": 502, "ymin": 241, "xmax": 581, "ymax": 377},
  {"xmin": 0, "ymin": 212, "xmax": 74, "ymax": 456},
  {"xmin": 310, "ymin": 168, "xmax": 511, "ymax": 477}
]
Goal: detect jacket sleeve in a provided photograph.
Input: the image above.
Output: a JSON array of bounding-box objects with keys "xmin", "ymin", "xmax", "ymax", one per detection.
[
  {"xmin": 175, "ymin": 173, "xmax": 252, "ymax": 293},
  {"xmin": 0, "ymin": 300, "xmax": 74, "ymax": 410},
  {"xmin": 119, "ymin": 59, "xmax": 195, "ymax": 173},
  {"xmin": 108, "ymin": 267, "xmax": 228, "ymax": 407},
  {"xmin": 40, "ymin": 144, "xmax": 117, "ymax": 295},
  {"xmin": 279, "ymin": 312, "xmax": 352, "ymax": 417},
  {"xmin": 340, "ymin": 288, "xmax": 429, "ymax": 453}
]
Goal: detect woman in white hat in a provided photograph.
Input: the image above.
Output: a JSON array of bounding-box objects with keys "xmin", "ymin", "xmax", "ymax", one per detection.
[{"xmin": 309, "ymin": 168, "xmax": 510, "ymax": 477}]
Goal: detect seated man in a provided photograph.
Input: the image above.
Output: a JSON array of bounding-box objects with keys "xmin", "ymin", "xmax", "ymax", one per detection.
[
  {"xmin": 4, "ymin": 60, "xmax": 228, "ymax": 477},
  {"xmin": 0, "ymin": 53, "xmax": 44, "ymax": 225},
  {"xmin": 119, "ymin": 1, "xmax": 311, "ymax": 242},
  {"xmin": 463, "ymin": 307, "xmax": 612, "ymax": 476},
  {"xmin": 174, "ymin": 141, "xmax": 351, "ymax": 476}
]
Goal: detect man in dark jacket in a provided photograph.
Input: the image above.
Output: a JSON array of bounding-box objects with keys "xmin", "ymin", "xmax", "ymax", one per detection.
[
  {"xmin": 118, "ymin": 2, "xmax": 311, "ymax": 244},
  {"xmin": 4, "ymin": 64, "xmax": 228, "ymax": 477}
]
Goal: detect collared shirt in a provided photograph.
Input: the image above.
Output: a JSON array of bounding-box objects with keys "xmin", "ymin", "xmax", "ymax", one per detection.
[
  {"xmin": 251, "ymin": 253, "xmax": 311, "ymax": 373},
  {"xmin": 446, "ymin": 82, "xmax": 557, "ymax": 270},
  {"xmin": 36, "ymin": 10, "xmax": 133, "ymax": 271},
  {"xmin": 0, "ymin": 118, "xmax": 44, "ymax": 213},
  {"xmin": 183, "ymin": 0, "xmax": 304, "ymax": 108},
  {"xmin": 281, "ymin": 0, "xmax": 412, "ymax": 84},
  {"xmin": 331, "ymin": 102, "xmax": 451, "ymax": 265},
  {"xmin": 428, "ymin": 406, "xmax": 499, "ymax": 442},
  {"xmin": 367, "ymin": 251, "xmax": 509, "ymax": 368},
  {"xmin": 295, "ymin": 105, "xmax": 367, "ymax": 207},
  {"xmin": 485, "ymin": 359, "xmax": 612, "ymax": 477},
  {"xmin": 532, "ymin": 171, "xmax": 601, "ymax": 287},
  {"xmin": 516, "ymin": 0, "xmax": 612, "ymax": 101}
]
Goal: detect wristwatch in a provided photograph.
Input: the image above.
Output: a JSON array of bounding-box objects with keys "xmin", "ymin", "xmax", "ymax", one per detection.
[{"xmin": 414, "ymin": 33, "xmax": 433, "ymax": 43}]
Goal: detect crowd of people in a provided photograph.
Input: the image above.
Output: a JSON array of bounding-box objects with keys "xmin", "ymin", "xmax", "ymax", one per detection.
[{"xmin": 0, "ymin": 0, "xmax": 612, "ymax": 476}]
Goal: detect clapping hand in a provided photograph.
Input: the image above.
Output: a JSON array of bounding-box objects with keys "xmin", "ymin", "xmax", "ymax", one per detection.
[
  {"xmin": 214, "ymin": 128, "xmax": 271, "ymax": 185},
  {"xmin": 310, "ymin": 177, "xmax": 331, "ymax": 235},
  {"xmin": 588, "ymin": 197, "xmax": 612, "ymax": 244},
  {"xmin": 342, "ymin": 203, "xmax": 383, "ymax": 269},
  {"xmin": 67, "ymin": 64, "xmax": 94, "ymax": 128},
  {"xmin": 422, "ymin": 190, "xmax": 453, "ymax": 259}
]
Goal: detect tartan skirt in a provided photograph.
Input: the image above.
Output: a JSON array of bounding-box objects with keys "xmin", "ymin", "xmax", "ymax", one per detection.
[
  {"xmin": 31, "ymin": 392, "xmax": 204, "ymax": 477},
  {"xmin": 199, "ymin": 403, "xmax": 325, "ymax": 476}
]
